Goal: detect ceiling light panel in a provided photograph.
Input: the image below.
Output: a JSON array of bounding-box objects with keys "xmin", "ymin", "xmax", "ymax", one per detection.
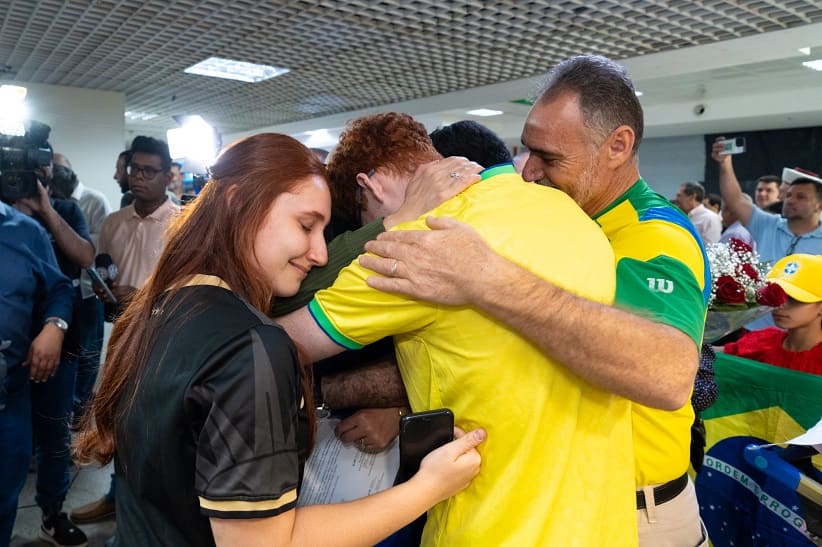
[{"xmin": 184, "ymin": 57, "xmax": 290, "ymax": 83}]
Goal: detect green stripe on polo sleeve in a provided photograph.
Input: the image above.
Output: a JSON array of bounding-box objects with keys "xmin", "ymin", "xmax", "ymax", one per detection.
[
  {"xmin": 615, "ymin": 256, "xmax": 706, "ymax": 345},
  {"xmin": 307, "ymin": 298, "xmax": 364, "ymax": 350}
]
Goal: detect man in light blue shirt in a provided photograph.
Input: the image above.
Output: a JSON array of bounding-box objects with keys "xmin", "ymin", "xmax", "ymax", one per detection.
[{"xmin": 712, "ymin": 140, "xmax": 822, "ymax": 329}]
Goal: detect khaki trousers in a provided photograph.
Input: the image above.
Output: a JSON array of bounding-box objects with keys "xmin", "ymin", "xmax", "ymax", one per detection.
[{"xmin": 637, "ymin": 477, "xmax": 709, "ymax": 547}]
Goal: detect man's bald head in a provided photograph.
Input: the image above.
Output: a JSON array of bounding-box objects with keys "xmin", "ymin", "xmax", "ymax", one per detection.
[{"xmin": 52, "ymin": 153, "xmax": 72, "ymax": 170}]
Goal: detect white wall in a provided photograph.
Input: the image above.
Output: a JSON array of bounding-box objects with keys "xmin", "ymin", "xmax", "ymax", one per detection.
[
  {"xmin": 8, "ymin": 82, "xmax": 126, "ymax": 209},
  {"xmin": 638, "ymin": 135, "xmax": 706, "ymax": 199}
]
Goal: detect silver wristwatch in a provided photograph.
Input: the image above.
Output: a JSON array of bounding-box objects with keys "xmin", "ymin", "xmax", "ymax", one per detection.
[{"xmin": 44, "ymin": 317, "xmax": 69, "ymax": 332}]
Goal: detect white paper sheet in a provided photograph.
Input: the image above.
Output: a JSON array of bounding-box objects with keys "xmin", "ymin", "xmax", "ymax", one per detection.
[
  {"xmin": 297, "ymin": 417, "xmax": 400, "ymax": 506},
  {"xmin": 780, "ymin": 416, "xmax": 822, "ymax": 453}
]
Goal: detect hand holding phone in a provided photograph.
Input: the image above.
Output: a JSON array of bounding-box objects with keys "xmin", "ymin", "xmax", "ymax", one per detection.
[
  {"xmin": 86, "ymin": 267, "xmax": 117, "ymax": 305},
  {"xmin": 409, "ymin": 426, "xmax": 486, "ymax": 506},
  {"xmin": 395, "ymin": 408, "xmax": 454, "ymax": 485}
]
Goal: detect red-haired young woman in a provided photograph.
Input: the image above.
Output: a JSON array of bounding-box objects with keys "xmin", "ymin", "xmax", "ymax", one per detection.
[{"xmin": 76, "ymin": 133, "xmax": 485, "ymax": 547}]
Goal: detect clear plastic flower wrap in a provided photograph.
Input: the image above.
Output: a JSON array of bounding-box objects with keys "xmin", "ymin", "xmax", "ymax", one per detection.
[
  {"xmin": 703, "ymin": 239, "xmax": 787, "ymax": 343},
  {"xmin": 703, "ymin": 306, "xmax": 773, "ymax": 343}
]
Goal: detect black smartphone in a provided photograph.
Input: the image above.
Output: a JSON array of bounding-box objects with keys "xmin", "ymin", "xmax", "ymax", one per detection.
[
  {"xmin": 394, "ymin": 408, "xmax": 454, "ymax": 485},
  {"xmin": 86, "ymin": 267, "xmax": 117, "ymax": 305}
]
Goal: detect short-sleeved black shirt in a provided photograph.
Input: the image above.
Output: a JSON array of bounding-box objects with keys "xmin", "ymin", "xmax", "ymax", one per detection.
[{"xmin": 114, "ymin": 277, "xmax": 309, "ymax": 546}]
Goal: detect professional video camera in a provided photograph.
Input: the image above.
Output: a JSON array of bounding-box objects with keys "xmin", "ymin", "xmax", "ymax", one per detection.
[{"xmin": 0, "ymin": 120, "xmax": 53, "ymax": 203}]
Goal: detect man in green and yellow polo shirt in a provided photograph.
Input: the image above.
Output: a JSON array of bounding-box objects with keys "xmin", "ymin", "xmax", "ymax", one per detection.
[
  {"xmin": 360, "ymin": 55, "xmax": 710, "ymax": 546},
  {"xmin": 279, "ymin": 112, "xmax": 637, "ymax": 545}
]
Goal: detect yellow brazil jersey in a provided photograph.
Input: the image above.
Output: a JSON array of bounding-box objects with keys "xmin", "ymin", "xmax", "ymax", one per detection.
[
  {"xmin": 594, "ymin": 179, "xmax": 709, "ymax": 487},
  {"xmin": 310, "ymin": 165, "xmax": 638, "ymax": 546}
]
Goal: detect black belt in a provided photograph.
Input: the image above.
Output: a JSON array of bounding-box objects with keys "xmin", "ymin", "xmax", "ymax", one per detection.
[{"xmin": 636, "ymin": 473, "xmax": 689, "ymax": 509}]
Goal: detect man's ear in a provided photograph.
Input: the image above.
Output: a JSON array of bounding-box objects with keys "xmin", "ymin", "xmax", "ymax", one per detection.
[
  {"xmin": 605, "ymin": 125, "xmax": 636, "ymax": 168},
  {"xmin": 356, "ymin": 172, "xmax": 385, "ymax": 203}
]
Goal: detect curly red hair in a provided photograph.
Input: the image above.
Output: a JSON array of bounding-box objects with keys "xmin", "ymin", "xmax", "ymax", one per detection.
[{"xmin": 327, "ymin": 113, "xmax": 440, "ymax": 226}]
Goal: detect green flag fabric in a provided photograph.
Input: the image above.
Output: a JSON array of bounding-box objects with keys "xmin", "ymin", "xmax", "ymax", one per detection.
[{"xmin": 702, "ymin": 352, "xmax": 822, "ymax": 452}]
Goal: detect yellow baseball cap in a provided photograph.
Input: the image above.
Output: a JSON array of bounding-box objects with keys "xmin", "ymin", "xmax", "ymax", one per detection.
[{"xmin": 766, "ymin": 254, "xmax": 822, "ymax": 303}]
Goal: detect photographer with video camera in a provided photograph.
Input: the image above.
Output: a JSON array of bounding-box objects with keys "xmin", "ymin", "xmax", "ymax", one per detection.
[{"xmin": 0, "ymin": 122, "xmax": 86, "ymax": 546}]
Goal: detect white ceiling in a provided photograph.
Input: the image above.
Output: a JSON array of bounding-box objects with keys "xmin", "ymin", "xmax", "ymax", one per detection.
[
  {"xmin": 252, "ymin": 21, "xmax": 822, "ymax": 148},
  {"xmin": 4, "ymin": 0, "xmax": 822, "ymax": 146}
]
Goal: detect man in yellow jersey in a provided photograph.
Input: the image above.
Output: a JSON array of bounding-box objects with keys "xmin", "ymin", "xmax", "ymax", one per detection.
[
  {"xmin": 359, "ymin": 56, "xmax": 710, "ymax": 546},
  {"xmin": 278, "ymin": 112, "xmax": 637, "ymax": 545}
]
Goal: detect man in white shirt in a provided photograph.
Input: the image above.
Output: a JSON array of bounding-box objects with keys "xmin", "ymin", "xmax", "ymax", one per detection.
[
  {"xmin": 71, "ymin": 181, "xmax": 111, "ymax": 247},
  {"xmin": 52, "ymin": 153, "xmax": 112, "ymax": 246},
  {"xmin": 675, "ymin": 181, "xmax": 722, "ymax": 244}
]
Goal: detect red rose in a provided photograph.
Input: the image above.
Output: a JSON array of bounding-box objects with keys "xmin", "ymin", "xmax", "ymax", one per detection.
[
  {"xmin": 756, "ymin": 282, "xmax": 788, "ymax": 307},
  {"xmin": 737, "ymin": 263, "xmax": 760, "ymax": 281},
  {"xmin": 715, "ymin": 275, "xmax": 746, "ymax": 304},
  {"xmin": 729, "ymin": 238, "xmax": 753, "ymax": 255}
]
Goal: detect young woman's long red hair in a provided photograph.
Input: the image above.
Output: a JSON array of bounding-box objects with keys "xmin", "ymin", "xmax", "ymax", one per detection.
[{"xmin": 76, "ymin": 133, "xmax": 324, "ymax": 464}]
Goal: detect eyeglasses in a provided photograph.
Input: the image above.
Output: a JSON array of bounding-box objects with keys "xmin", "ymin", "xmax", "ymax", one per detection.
[{"xmin": 127, "ymin": 163, "xmax": 163, "ymax": 179}]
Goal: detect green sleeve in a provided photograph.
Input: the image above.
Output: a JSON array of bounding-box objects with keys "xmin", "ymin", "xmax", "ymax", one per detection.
[
  {"xmin": 269, "ymin": 218, "xmax": 386, "ymax": 317},
  {"xmin": 614, "ymin": 255, "xmax": 707, "ymax": 346}
]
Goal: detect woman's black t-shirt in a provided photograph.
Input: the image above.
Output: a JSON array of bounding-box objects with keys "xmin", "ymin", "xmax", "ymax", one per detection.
[{"xmin": 114, "ymin": 278, "xmax": 309, "ymax": 546}]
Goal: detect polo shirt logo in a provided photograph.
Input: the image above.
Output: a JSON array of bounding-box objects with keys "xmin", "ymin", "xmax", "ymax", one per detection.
[{"xmin": 647, "ymin": 277, "xmax": 674, "ymax": 293}]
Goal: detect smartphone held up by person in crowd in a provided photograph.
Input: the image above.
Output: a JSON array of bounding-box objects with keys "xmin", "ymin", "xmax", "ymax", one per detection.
[{"xmin": 717, "ymin": 137, "xmax": 746, "ymax": 155}]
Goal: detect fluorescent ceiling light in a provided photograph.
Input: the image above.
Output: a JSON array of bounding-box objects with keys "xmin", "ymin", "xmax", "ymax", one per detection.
[
  {"xmin": 0, "ymin": 84, "xmax": 27, "ymax": 102},
  {"xmin": 303, "ymin": 129, "xmax": 338, "ymax": 149},
  {"xmin": 634, "ymin": 90, "xmax": 643, "ymax": 97},
  {"xmin": 0, "ymin": 85, "xmax": 28, "ymax": 135},
  {"xmin": 167, "ymin": 115, "xmax": 218, "ymax": 167},
  {"xmin": 184, "ymin": 56, "xmax": 289, "ymax": 83},
  {"xmin": 801, "ymin": 59, "xmax": 822, "ymax": 71},
  {"xmin": 125, "ymin": 111, "xmax": 158, "ymax": 121},
  {"xmin": 798, "ymin": 47, "xmax": 811, "ymax": 56},
  {"xmin": 466, "ymin": 108, "xmax": 503, "ymax": 117}
]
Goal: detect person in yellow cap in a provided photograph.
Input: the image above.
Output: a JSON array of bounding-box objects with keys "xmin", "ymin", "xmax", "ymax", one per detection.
[{"xmin": 724, "ymin": 254, "xmax": 822, "ymax": 374}]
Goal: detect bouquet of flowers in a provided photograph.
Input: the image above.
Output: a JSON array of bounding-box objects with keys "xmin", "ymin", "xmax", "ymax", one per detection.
[{"xmin": 703, "ymin": 238, "xmax": 787, "ymax": 343}]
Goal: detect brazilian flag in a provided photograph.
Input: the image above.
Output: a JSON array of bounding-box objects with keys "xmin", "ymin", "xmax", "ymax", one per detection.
[{"xmin": 696, "ymin": 353, "xmax": 822, "ymax": 546}]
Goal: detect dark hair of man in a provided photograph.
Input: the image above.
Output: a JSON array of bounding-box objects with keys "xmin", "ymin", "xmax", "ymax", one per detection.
[
  {"xmin": 429, "ymin": 120, "xmax": 512, "ymax": 168},
  {"xmin": 50, "ymin": 164, "xmax": 79, "ymax": 200},
  {"xmin": 76, "ymin": 133, "xmax": 325, "ymax": 464},
  {"xmin": 130, "ymin": 136, "xmax": 172, "ymax": 170},
  {"xmin": 118, "ymin": 149, "xmax": 133, "ymax": 165},
  {"xmin": 537, "ymin": 55, "xmax": 644, "ymax": 154},
  {"xmin": 705, "ymin": 193, "xmax": 721, "ymax": 209},
  {"xmin": 681, "ymin": 181, "xmax": 706, "ymax": 202},
  {"xmin": 757, "ymin": 175, "xmax": 779, "ymax": 185},
  {"xmin": 171, "ymin": 161, "xmax": 182, "ymax": 170},
  {"xmin": 309, "ymin": 148, "xmax": 329, "ymax": 164},
  {"xmin": 790, "ymin": 177, "xmax": 822, "ymax": 201},
  {"xmin": 326, "ymin": 112, "xmax": 440, "ymax": 227}
]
